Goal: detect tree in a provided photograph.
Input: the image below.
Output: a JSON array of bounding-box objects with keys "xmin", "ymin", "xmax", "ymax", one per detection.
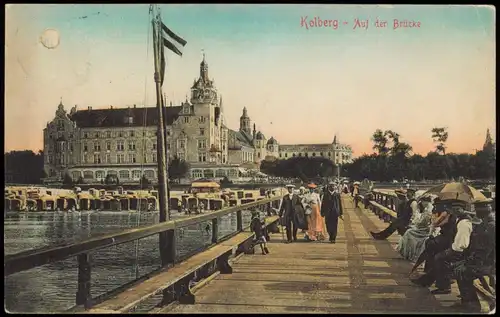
[
  {"xmin": 76, "ymin": 176, "xmax": 85, "ymax": 184},
  {"xmin": 371, "ymin": 129, "xmax": 389, "ymax": 155},
  {"xmin": 258, "ymin": 156, "xmax": 335, "ymax": 181},
  {"xmin": 140, "ymin": 174, "xmax": 150, "ymax": 187},
  {"xmin": 431, "ymin": 127, "xmax": 449, "ymax": 155},
  {"xmin": 105, "ymin": 174, "xmax": 118, "ymax": 185},
  {"xmin": 385, "ymin": 130, "xmax": 401, "ymax": 151},
  {"xmin": 168, "ymin": 156, "xmax": 190, "ymax": 181},
  {"xmin": 62, "ymin": 172, "xmax": 73, "ymax": 189},
  {"xmin": 4, "ymin": 150, "xmax": 45, "ymax": 184},
  {"xmin": 220, "ymin": 176, "xmax": 232, "ymax": 185}
]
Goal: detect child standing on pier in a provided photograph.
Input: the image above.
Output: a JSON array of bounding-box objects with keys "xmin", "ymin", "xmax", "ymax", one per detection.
[{"xmin": 250, "ymin": 211, "xmax": 270, "ymax": 255}]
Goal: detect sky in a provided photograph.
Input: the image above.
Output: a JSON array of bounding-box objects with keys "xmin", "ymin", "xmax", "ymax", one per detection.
[{"xmin": 5, "ymin": 4, "xmax": 496, "ymax": 157}]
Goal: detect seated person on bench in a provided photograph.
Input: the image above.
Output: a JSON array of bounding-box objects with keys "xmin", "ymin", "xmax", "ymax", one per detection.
[
  {"xmin": 370, "ymin": 189, "xmax": 417, "ymax": 240},
  {"xmin": 451, "ymin": 200, "xmax": 495, "ymax": 313},
  {"xmin": 411, "ymin": 201, "xmax": 476, "ymax": 295}
]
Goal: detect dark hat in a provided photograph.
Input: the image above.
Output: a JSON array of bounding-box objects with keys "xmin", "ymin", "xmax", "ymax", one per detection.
[
  {"xmin": 420, "ymin": 196, "xmax": 432, "ymax": 202},
  {"xmin": 394, "ymin": 189, "xmax": 407, "ymax": 196},
  {"xmin": 433, "ymin": 199, "xmax": 467, "ymax": 213},
  {"xmin": 473, "ymin": 200, "xmax": 493, "ymax": 212}
]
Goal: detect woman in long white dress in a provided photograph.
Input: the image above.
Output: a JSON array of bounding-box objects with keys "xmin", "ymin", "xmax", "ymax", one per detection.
[
  {"xmin": 303, "ymin": 183, "xmax": 325, "ymax": 241},
  {"xmin": 396, "ymin": 195, "xmax": 439, "ymax": 262}
]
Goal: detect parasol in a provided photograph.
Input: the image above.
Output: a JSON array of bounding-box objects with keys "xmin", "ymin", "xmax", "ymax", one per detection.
[{"xmin": 421, "ymin": 182, "xmax": 489, "ymax": 203}]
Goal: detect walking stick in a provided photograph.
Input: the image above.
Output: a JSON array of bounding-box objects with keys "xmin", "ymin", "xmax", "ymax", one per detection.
[{"xmin": 280, "ymin": 215, "xmax": 286, "ymax": 243}]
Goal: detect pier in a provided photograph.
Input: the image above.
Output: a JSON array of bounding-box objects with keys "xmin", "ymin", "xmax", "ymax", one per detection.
[{"xmin": 4, "ymin": 189, "xmax": 495, "ymax": 314}]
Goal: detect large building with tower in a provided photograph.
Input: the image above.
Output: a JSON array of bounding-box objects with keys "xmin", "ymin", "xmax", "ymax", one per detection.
[{"xmin": 43, "ymin": 56, "xmax": 352, "ymax": 184}]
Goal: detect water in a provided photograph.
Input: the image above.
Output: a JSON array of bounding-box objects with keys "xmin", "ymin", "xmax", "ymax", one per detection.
[{"xmin": 4, "ymin": 210, "xmax": 253, "ymax": 313}]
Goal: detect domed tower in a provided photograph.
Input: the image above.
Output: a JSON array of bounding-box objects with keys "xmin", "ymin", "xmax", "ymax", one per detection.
[
  {"xmin": 240, "ymin": 107, "xmax": 251, "ymax": 134},
  {"xmin": 190, "ymin": 53, "xmax": 218, "ymax": 105},
  {"xmin": 255, "ymin": 131, "xmax": 265, "ymax": 147},
  {"xmin": 266, "ymin": 137, "xmax": 279, "ymax": 157},
  {"xmin": 254, "ymin": 131, "xmax": 266, "ymax": 162}
]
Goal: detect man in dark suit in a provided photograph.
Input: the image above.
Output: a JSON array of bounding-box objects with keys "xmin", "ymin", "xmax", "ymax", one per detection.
[
  {"xmin": 452, "ymin": 201, "xmax": 495, "ymax": 312},
  {"xmin": 279, "ymin": 184, "xmax": 300, "ymax": 243},
  {"xmin": 370, "ymin": 189, "xmax": 417, "ymax": 240},
  {"xmin": 321, "ymin": 181, "xmax": 343, "ymax": 243}
]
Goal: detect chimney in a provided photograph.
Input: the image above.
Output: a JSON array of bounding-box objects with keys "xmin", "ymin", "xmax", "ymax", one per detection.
[
  {"xmin": 133, "ymin": 104, "xmax": 136, "ymax": 108},
  {"xmin": 110, "ymin": 105, "xmax": 113, "ymax": 109},
  {"xmin": 88, "ymin": 106, "xmax": 92, "ymax": 111}
]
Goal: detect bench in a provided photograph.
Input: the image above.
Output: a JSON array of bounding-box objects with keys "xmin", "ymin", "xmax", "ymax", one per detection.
[
  {"xmin": 88, "ymin": 231, "xmax": 256, "ymax": 313},
  {"xmin": 473, "ymin": 270, "xmax": 496, "ymax": 311},
  {"xmin": 369, "ymin": 200, "xmax": 397, "ymax": 222}
]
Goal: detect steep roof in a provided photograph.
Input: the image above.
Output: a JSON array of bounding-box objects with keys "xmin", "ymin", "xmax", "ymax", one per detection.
[
  {"xmin": 267, "ymin": 137, "xmax": 278, "ymax": 145},
  {"xmin": 228, "ymin": 129, "xmax": 254, "ymax": 149},
  {"xmin": 69, "ymin": 106, "xmax": 182, "ymax": 128}
]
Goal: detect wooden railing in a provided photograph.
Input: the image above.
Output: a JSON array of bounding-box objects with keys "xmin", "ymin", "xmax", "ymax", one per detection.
[{"xmin": 4, "ymin": 196, "xmax": 282, "ymax": 311}]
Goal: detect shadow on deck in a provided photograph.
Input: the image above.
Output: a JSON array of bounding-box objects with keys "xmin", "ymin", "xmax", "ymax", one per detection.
[{"xmin": 160, "ymin": 196, "xmax": 487, "ymax": 314}]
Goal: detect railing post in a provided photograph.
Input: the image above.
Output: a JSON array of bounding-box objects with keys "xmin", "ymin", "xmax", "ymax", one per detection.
[
  {"xmin": 211, "ymin": 218, "xmax": 218, "ymax": 244},
  {"xmin": 236, "ymin": 210, "xmax": 242, "ymax": 232},
  {"xmin": 160, "ymin": 228, "xmax": 177, "ymax": 306},
  {"xmin": 161, "ymin": 229, "xmax": 176, "ymax": 266},
  {"xmin": 76, "ymin": 253, "xmax": 92, "ymax": 309}
]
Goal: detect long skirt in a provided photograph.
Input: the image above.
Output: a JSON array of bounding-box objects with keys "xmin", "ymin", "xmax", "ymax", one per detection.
[
  {"xmin": 396, "ymin": 225, "xmax": 431, "ymax": 262},
  {"xmin": 307, "ymin": 204, "xmax": 325, "ymax": 241}
]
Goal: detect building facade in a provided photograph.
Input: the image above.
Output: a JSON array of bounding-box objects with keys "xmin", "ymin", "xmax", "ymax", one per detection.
[{"xmin": 43, "ymin": 56, "xmax": 352, "ymax": 184}]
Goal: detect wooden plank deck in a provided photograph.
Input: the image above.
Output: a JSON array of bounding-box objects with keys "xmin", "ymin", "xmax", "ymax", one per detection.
[{"xmin": 159, "ymin": 195, "xmax": 491, "ymax": 314}]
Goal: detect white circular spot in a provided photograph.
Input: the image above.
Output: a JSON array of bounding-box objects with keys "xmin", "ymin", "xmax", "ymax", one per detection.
[{"xmin": 40, "ymin": 29, "xmax": 60, "ymax": 49}]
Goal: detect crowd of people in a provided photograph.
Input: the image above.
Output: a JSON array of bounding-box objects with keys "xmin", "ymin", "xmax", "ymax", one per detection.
[
  {"xmin": 369, "ymin": 187, "xmax": 496, "ymax": 313},
  {"xmin": 272, "ymin": 179, "xmax": 361, "ymax": 244},
  {"xmin": 249, "ymin": 178, "xmax": 495, "ymax": 312}
]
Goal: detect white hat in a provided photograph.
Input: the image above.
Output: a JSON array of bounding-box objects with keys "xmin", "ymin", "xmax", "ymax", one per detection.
[
  {"xmin": 286, "ymin": 184, "xmax": 295, "ymax": 188},
  {"xmin": 328, "ymin": 181, "xmax": 336, "ymax": 185},
  {"xmin": 299, "ymin": 186, "xmax": 306, "ymax": 190}
]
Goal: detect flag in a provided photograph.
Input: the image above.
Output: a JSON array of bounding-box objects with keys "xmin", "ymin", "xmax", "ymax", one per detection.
[
  {"xmin": 161, "ymin": 21, "xmax": 187, "ymax": 57},
  {"xmin": 154, "ymin": 18, "xmax": 187, "ymax": 87}
]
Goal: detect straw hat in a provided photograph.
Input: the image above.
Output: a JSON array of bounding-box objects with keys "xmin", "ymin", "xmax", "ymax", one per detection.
[
  {"xmin": 286, "ymin": 184, "xmax": 295, "ymax": 188},
  {"xmin": 299, "ymin": 186, "xmax": 306, "ymax": 191}
]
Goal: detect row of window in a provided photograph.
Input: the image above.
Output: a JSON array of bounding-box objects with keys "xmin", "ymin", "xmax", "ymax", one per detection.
[
  {"xmin": 279, "ymin": 152, "xmax": 351, "ymax": 159},
  {"xmin": 72, "ymin": 169, "xmax": 156, "ymax": 180},
  {"xmin": 82, "ymin": 130, "xmax": 159, "ymax": 139},
  {"xmin": 49, "ymin": 130, "xmax": 159, "ymax": 140},
  {"xmin": 243, "ymin": 151, "xmax": 254, "ymax": 162},
  {"xmin": 83, "ymin": 153, "xmax": 157, "ymax": 164},
  {"xmin": 82, "ymin": 140, "xmax": 142, "ymax": 152},
  {"xmin": 191, "ymin": 169, "xmax": 238, "ymax": 179}
]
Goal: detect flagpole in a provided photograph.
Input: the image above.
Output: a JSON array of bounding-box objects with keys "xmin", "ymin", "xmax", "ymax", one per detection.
[
  {"xmin": 151, "ymin": 5, "xmax": 170, "ymax": 226},
  {"xmin": 161, "ymin": 92, "xmax": 171, "ymax": 219}
]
